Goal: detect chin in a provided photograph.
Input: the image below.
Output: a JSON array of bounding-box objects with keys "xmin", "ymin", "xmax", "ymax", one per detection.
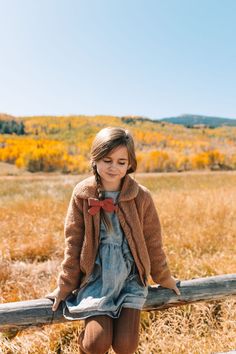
[{"xmin": 106, "ymin": 173, "xmax": 119, "ymax": 178}]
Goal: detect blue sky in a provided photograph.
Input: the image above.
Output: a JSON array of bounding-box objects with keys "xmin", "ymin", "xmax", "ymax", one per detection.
[{"xmin": 0, "ymin": 0, "xmax": 235, "ymax": 119}]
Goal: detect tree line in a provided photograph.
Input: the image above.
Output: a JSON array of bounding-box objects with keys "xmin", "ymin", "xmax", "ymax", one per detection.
[{"xmin": 0, "ymin": 120, "xmax": 25, "ymax": 135}]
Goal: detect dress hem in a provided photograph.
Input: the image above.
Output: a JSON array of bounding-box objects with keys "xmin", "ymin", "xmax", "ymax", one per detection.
[{"xmin": 62, "ymin": 303, "xmax": 144, "ymax": 321}]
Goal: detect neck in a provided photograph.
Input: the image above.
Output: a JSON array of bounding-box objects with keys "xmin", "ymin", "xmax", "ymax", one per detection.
[
  {"xmin": 102, "ymin": 182, "xmax": 121, "ymax": 192},
  {"xmin": 101, "ymin": 178, "xmax": 124, "ymax": 192}
]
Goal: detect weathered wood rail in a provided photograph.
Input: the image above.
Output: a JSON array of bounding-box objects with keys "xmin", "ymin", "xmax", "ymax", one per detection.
[{"xmin": 0, "ymin": 274, "xmax": 235, "ymax": 331}]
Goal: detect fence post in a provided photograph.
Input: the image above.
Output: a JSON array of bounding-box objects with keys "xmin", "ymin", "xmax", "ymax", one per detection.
[{"xmin": 0, "ymin": 274, "xmax": 235, "ymax": 332}]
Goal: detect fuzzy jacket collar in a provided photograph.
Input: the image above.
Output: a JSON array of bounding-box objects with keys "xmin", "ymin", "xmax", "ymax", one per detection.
[{"xmin": 74, "ymin": 173, "xmax": 139, "ymax": 202}]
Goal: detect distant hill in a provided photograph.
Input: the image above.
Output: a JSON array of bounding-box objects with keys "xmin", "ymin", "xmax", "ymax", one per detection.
[
  {"xmin": 1, "ymin": 112, "xmax": 236, "ymax": 129},
  {"xmin": 158, "ymin": 114, "xmax": 236, "ymax": 128},
  {"xmin": 0, "ymin": 113, "xmax": 16, "ymax": 121}
]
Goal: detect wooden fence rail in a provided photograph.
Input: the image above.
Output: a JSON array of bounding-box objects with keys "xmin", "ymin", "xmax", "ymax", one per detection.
[{"xmin": 0, "ymin": 274, "xmax": 236, "ymax": 332}]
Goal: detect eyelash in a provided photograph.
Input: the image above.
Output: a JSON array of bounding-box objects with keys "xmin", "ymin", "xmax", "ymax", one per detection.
[{"xmin": 103, "ymin": 160, "xmax": 126, "ymax": 165}]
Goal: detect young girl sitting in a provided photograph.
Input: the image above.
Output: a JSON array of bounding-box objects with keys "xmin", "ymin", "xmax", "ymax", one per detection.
[{"xmin": 46, "ymin": 126, "xmax": 180, "ymax": 354}]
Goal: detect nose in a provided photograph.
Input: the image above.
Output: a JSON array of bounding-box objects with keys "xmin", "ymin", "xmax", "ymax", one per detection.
[{"xmin": 108, "ymin": 162, "xmax": 119, "ymax": 170}]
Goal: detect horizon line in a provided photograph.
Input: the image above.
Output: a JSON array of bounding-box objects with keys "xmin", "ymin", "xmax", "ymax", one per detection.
[{"xmin": 1, "ymin": 112, "xmax": 236, "ymax": 121}]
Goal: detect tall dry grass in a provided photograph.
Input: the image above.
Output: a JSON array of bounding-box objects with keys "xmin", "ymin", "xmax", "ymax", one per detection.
[{"xmin": 0, "ymin": 171, "xmax": 235, "ymax": 353}]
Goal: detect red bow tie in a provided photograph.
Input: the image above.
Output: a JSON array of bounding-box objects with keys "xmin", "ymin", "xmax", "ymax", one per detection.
[{"xmin": 88, "ymin": 198, "xmax": 118, "ymax": 216}]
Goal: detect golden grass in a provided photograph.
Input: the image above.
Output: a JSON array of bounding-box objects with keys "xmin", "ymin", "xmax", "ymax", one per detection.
[{"xmin": 0, "ymin": 171, "xmax": 236, "ymax": 353}]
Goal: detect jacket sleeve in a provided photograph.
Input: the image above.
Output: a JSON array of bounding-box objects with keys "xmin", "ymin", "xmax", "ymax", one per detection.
[
  {"xmin": 56, "ymin": 188, "xmax": 85, "ymax": 300},
  {"xmin": 143, "ymin": 191, "xmax": 172, "ymax": 285}
]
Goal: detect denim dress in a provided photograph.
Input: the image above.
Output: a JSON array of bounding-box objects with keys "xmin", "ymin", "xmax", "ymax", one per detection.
[{"xmin": 63, "ymin": 190, "xmax": 148, "ymax": 320}]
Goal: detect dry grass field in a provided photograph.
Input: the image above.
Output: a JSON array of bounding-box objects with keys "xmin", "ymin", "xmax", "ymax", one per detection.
[{"xmin": 0, "ymin": 171, "xmax": 236, "ymax": 353}]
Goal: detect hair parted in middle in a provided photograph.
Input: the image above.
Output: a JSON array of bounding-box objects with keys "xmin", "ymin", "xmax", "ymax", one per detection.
[{"xmin": 90, "ymin": 126, "xmax": 137, "ymax": 232}]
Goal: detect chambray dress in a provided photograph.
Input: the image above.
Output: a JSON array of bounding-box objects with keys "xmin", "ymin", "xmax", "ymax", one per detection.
[{"xmin": 62, "ymin": 190, "xmax": 148, "ymax": 320}]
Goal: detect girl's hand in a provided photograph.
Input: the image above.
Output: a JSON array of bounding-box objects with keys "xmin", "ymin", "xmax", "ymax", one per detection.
[
  {"xmin": 45, "ymin": 288, "xmax": 64, "ymax": 312},
  {"xmin": 51, "ymin": 297, "xmax": 62, "ymax": 312},
  {"xmin": 160, "ymin": 276, "xmax": 181, "ymax": 296}
]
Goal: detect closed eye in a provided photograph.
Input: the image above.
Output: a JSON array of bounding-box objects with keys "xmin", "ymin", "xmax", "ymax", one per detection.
[{"xmin": 103, "ymin": 160, "xmax": 126, "ymax": 165}]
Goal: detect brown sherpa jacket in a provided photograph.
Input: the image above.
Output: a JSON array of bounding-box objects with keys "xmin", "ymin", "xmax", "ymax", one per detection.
[{"xmin": 54, "ymin": 173, "xmax": 172, "ymax": 300}]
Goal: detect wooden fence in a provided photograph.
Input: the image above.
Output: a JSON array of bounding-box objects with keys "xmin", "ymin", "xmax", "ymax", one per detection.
[{"xmin": 0, "ymin": 273, "xmax": 236, "ymax": 333}]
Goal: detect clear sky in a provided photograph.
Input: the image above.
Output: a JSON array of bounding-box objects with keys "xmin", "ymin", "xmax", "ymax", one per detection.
[{"xmin": 0, "ymin": 0, "xmax": 235, "ymax": 119}]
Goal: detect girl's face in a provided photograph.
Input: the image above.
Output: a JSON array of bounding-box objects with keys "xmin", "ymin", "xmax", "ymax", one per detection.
[{"xmin": 96, "ymin": 145, "xmax": 131, "ymax": 191}]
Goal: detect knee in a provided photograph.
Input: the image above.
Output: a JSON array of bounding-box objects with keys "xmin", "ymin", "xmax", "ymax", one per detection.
[
  {"xmin": 83, "ymin": 342, "xmax": 110, "ymax": 354},
  {"xmin": 112, "ymin": 336, "xmax": 139, "ymax": 354},
  {"xmin": 81, "ymin": 333, "xmax": 111, "ymax": 354}
]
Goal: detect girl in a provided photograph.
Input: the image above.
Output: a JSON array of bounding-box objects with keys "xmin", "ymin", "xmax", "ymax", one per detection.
[{"xmin": 46, "ymin": 127, "xmax": 180, "ymax": 354}]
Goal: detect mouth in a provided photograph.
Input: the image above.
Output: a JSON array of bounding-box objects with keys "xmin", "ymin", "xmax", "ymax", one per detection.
[{"xmin": 107, "ymin": 173, "xmax": 118, "ymax": 177}]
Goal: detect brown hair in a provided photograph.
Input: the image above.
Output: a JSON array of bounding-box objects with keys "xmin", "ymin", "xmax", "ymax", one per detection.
[{"xmin": 90, "ymin": 127, "xmax": 137, "ymax": 232}]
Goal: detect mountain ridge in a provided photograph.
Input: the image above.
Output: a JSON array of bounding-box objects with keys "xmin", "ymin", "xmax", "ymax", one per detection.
[
  {"xmin": 157, "ymin": 114, "xmax": 236, "ymax": 127},
  {"xmin": 1, "ymin": 112, "xmax": 236, "ymax": 128}
]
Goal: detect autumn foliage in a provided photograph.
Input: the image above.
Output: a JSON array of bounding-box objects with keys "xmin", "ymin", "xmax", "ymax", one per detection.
[{"xmin": 0, "ymin": 115, "xmax": 236, "ymax": 173}]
